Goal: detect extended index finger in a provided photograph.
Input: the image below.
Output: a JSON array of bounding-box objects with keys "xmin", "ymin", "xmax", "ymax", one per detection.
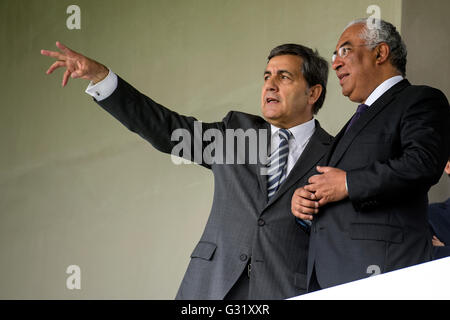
[{"xmin": 40, "ymin": 49, "xmax": 65, "ymax": 60}]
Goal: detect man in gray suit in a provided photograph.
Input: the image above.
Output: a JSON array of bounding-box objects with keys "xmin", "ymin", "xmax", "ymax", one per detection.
[{"xmin": 41, "ymin": 42, "xmax": 332, "ymax": 299}]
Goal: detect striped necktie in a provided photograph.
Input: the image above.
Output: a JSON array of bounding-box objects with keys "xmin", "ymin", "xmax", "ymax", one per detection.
[{"xmin": 267, "ymin": 129, "xmax": 292, "ymax": 200}]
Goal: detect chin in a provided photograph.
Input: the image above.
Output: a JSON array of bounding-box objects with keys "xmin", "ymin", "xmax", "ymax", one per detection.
[
  {"xmin": 340, "ymin": 85, "xmax": 349, "ymax": 96},
  {"xmin": 343, "ymin": 90, "xmax": 361, "ymax": 103},
  {"xmin": 262, "ymin": 106, "xmax": 278, "ymax": 119}
]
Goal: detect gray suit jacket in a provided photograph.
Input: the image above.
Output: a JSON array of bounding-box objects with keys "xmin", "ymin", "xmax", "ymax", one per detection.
[{"xmin": 95, "ymin": 76, "xmax": 333, "ymax": 299}]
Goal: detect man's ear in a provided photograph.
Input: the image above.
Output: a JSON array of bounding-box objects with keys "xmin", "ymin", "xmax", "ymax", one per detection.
[
  {"xmin": 308, "ymin": 84, "xmax": 323, "ymax": 106},
  {"xmin": 445, "ymin": 160, "xmax": 450, "ymax": 175},
  {"xmin": 375, "ymin": 42, "xmax": 390, "ymax": 64}
]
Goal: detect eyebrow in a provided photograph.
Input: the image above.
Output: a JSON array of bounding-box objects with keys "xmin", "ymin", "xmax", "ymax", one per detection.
[
  {"xmin": 333, "ymin": 41, "xmax": 352, "ymax": 55},
  {"xmin": 263, "ymin": 70, "xmax": 295, "ymax": 77}
]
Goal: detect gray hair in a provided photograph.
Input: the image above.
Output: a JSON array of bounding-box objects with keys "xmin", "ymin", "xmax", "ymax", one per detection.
[{"xmin": 345, "ymin": 18, "xmax": 407, "ymax": 76}]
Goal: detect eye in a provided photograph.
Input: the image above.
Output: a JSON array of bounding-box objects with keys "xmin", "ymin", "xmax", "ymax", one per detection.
[{"xmin": 341, "ymin": 47, "xmax": 351, "ymax": 57}]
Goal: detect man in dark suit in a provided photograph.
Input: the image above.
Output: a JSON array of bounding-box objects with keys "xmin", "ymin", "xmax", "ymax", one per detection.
[
  {"xmin": 291, "ymin": 18, "xmax": 450, "ymax": 291},
  {"xmin": 41, "ymin": 43, "xmax": 332, "ymax": 299}
]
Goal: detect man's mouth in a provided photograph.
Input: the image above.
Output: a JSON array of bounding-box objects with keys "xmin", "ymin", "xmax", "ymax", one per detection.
[
  {"xmin": 337, "ymin": 73, "xmax": 349, "ymax": 85},
  {"xmin": 265, "ymin": 97, "xmax": 280, "ymax": 104}
]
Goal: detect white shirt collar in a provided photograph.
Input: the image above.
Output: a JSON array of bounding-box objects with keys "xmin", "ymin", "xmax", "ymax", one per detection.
[
  {"xmin": 364, "ymin": 75, "xmax": 404, "ymax": 106},
  {"xmin": 269, "ymin": 118, "xmax": 316, "ymax": 177},
  {"xmin": 270, "ymin": 118, "xmax": 315, "ymax": 146}
]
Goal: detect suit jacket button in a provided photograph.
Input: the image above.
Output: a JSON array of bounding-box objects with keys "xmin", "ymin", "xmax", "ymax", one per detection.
[
  {"xmin": 240, "ymin": 254, "xmax": 248, "ymax": 261},
  {"xmin": 258, "ymin": 218, "xmax": 265, "ymax": 226}
]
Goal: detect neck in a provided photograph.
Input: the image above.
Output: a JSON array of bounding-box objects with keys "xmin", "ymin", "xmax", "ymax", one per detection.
[
  {"xmin": 270, "ymin": 116, "xmax": 314, "ymax": 129},
  {"xmin": 360, "ymin": 69, "xmax": 402, "ymax": 104}
]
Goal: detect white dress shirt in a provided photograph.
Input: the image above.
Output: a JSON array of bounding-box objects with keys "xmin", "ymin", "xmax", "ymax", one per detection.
[
  {"xmin": 270, "ymin": 120, "xmax": 316, "ymax": 178},
  {"xmin": 364, "ymin": 75, "xmax": 403, "ymax": 106},
  {"xmin": 85, "ymin": 69, "xmax": 118, "ymax": 101}
]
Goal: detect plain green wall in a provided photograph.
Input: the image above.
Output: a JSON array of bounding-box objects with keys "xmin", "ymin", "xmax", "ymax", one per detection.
[{"xmin": 2, "ymin": 0, "xmax": 445, "ymax": 299}]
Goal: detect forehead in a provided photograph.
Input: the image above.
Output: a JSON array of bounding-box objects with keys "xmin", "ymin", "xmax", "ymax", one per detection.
[
  {"xmin": 266, "ymin": 54, "xmax": 303, "ymax": 72},
  {"xmin": 336, "ymin": 23, "xmax": 366, "ymax": 49}
]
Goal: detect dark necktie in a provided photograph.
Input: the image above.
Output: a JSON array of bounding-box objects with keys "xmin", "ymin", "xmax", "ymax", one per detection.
[
  {"xmin": 267, "ymin": 129, "xmax": 292, "ymax": 200},
  {"xmin": 345, "ymin": 103, "xmax": 369, "ymax": 133}
]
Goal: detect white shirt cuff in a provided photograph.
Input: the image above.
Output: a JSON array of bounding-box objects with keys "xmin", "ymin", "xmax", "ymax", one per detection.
[{"xmin": 85, "ymin": 69, "xmax": 118, "ymax": 101}]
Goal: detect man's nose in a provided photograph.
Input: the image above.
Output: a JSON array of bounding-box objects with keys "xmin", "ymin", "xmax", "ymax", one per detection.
[
  {"xmin": 264, "ymin": 78, "xmax": 278, "ymax": 91},
  {"xmin": 332, "ymin": 56, "xmax": 343, "ymax": 71}
]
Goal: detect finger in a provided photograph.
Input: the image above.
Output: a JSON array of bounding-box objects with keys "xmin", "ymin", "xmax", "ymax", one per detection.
[
  {"xmin": 298, "ymin": 204, "xmax": 318, "ymax": 215},
  {"xmin": 71, "ymin": 70, "xmax": 81, "ymax": 79},
  {"xmin": 293, "ymin": 188, "xmax": 310, "ymax": 201},
  {"xmin": 297, "ymin": 185, "xmax": 315, "ymax": 196},
  {"xmin": 292, "ymin": 199, "xmax": 318, "ymax": 214},
  {"xmin": 295, "ymin": 196, "xmax": 318, "ymax": 209},
  {"xmin": 294, "ymin": 213, "xmax": 313, "ymax": 221},
  {"xmin": 62, "ymin": 69, "xmax": 71, "ymax": 87},
  {"xmin": 294, "ymin": 187, "xmax": 309, "ymax": 198},
  {"xmin": 299, "ymin": 213, "xmax": 313, "ymax": 220},
  {"xmin": 291, "ymin": 206, "xmax": 313, "ymax": 220},
  {"xmin": 318, "ymin": 197, "xmax": 329, "ymax": 207},
  {"xmin": 293, "ymin": 187, "xmax": 306, "ymax": 196},
  {"xmin": 56, "ymin": 41, "xmax": 72, "ymax": 54},
  {"xmin": 303, "ymin": 185, "xmax": 318, "ymax": 198},
  {"xmin": 41, "ymin": 49, "xmax": 65, "ymax": 60},
  {"xmin": 308, "ymin": 174, "xmax": 321, "ymax": 184},
  {"xmin": 46, "ymin": 61, "xmax": 66, "ymax": 74},
  {"xmin": 317, "ymin": 166, "xmax": 333, "ymax": 173}
]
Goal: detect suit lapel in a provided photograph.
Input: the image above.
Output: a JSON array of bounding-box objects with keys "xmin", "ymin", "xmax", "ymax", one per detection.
[
  {"xmin": 256, "ymin": 121, "xmax": 271, "ymax": 200},
  {"xmin": 265, "ymin": 121, "xmax": 332, "ymax": 207},
  {"xmin": 329, "ymin": 79, "xmax": 410, "ymax": 167}
]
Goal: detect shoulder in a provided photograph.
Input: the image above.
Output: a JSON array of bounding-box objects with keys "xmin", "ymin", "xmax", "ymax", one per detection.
[
  {"xmin": 314, "ymin": 120, "xmax": 334, "ymax": 143},
  {"xmin": 389, "ymin": 81, "xmax": 449, "ymax": 118},
  {"xmin": 222, "ymin": 111, "xmax": 268, "ymax": 130},
  {"xmin": 400, "ymin": 81, "xmax": 449, "ymax": 103}
]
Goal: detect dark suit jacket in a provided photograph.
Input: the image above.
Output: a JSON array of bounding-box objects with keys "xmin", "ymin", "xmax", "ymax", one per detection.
[
  {"xmin": 308, "ymin": 79, "xmax": 450, "ymax": 290},
  {"xmin": 429, "ymin": 198, "xmax": 450, "ymax": 260},
  {"xmin": 95, "ymin": 76, "xmax": 333, "ymax": 299}
]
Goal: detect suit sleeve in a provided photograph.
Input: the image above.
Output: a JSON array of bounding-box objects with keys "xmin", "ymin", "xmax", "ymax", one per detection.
[
  {"xmin": 346, "ymin": 87, "xmax": 450, "ymax": 210},
  {"xmin": 94, "ymin": 76, "xmax": 232, "ymax": 169}
]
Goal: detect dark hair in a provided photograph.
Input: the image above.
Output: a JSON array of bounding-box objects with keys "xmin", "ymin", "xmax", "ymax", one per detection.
[{"xmin": 267, "ymin": 43, "xmax": 329, "ymax": 114}]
